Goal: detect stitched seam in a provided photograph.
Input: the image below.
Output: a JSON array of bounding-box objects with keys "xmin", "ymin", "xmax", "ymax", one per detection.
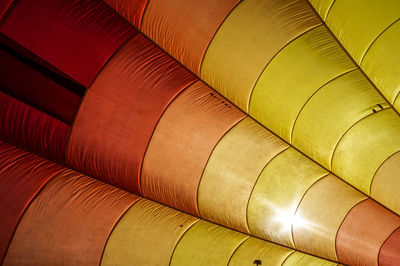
[{"xmin": 290, "ymin": 68, "xmax": 357, "ymax": 143}]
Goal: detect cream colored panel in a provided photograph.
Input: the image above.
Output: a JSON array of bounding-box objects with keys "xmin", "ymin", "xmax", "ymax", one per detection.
[
  {"xmin": 293, "ymin": 174, "xmax": 367, "ymax": 260},
  {"xmin": 198, "ymin": 117, "xmax": 289, "ymax": 233},
  {"xmin": 332, "ymin": 109, "xmax": 400, "ymax": 194},
  {"xmin": 102, "ymin": 199, "xmax": 199, "ymax": 266},
  {"xmin": 170, "ymin": 220, "xmax": 248, "ymax": 266},
  {"xmin": 371, "ymin": 151, "xmax": 400, "ymax": 215},
  {"xmin": 229, "ymin": 238, "xmax": 292, "ymax": 266},
  {"xmin": 247, "ymin": 148, "xmax": 328, "ymax": 248},
  {"xmin": 283, "ymin": 252, "xmax": 338, "ymax": 266}
]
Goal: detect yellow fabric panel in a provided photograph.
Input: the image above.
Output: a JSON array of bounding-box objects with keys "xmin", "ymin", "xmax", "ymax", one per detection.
[
  {"xmin": 247, "ymin": 148, "xmax": 328, "ymax": 248},
  {"xmin": 249, "ymin": 25, "xmax": 355, "ymax": 142},
  {"xmin": 101, "ymin": 199, "xmax": 199, "ymax": 266},
  {"xmin": 325, "ymin": 0, "xmax": 400, "ymax": 64},
  {"xmin": 228, "ymin": 237, "xmax": 293, "ymax": 266},
  {"xmin": 198, "ymin": 117, "xmax": 289, "ymax": 233},
  {"xmin": 282, "ymin": 252, "xmax": 338, "ymax": 266},
  {"xmin": 170, "ymin": 220, "xmax": 248, "ymax": 266},
  {"xmin": 332, "ymin": 109, "xmax": 400, "ymax": 195},
  {"xmin": 307, "ymin": 0, "xmax": 336, "ymax": 20},
  {"xmin": 200, "ymin": 0, "xmax": 321, "ymax": 111},
  {"xmin": 371, "ymin": 151, "xmax": 400, "ymax": 215},
  {"xmin": 394, "ymin": 92, "xmax": 400, "ymax": 112},
  {"xmin": 292, "ymin": 70, "xmax": 388, "ymax": 169},
  {"xmin": 362, "ymin": 20, "xmax": 400, "ymax": 105},
  {"xmin": 293, "ymin": 174, "xmax": 367, "ymax": 261}
]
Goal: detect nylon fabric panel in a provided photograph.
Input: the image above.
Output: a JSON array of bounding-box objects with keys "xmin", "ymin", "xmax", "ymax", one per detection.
[
  {"xmin": 0, "ymin": 48, "xmax": 81, "ymax": 124},
  {"xmin": 282, "ymin": 252, "xmax": 337, "ymax": 266},
  {"xmin": 0, "ymin": 92, "xmax": 70, "ymax": 162},
  {"xmin": 332, "ymin": 109, "xmax": 400, "ymax": 195},
  {"xmin": 336, "ymin": 199, "xmax": 400, "ymax": 266},
  {"xmin": 228, "ymin": 238, "xmax": 293, "ymax": 266},
  {"xmin": 140, "ymin": 0, "xmax": 240, "ymax": 74},
  {"xmin": 293, "ymin": 174, "xmax": 367, "ymax": 261},
  {"xmin": 292, "ymin": 70, "xmax": 388, "ymax": 169},
  {"xmin": 394, "ymin": 96, "xmax": 400, "ymax": 113},
  {"xmin": 0, "ymin": 141, "xmax": 64, "ymax": 262},
  {"xmin": 247, "ymin": 148, "xmax": 328, "ymax": 248},
  {"xmin": 379, "ymin": 227, "xmax": 400, "ymax": 266},
  {"xmin": 362, "ymin": 21, "xmax": 400, "ymax": 106},
  {"xmin": 66, "ymin": 35, "xmax": 196, "ymax": 194},
  {"xmin": 170, "ymin": 220, "xmax": 248, "ymax": 266},
  {"xmin": 103, "ymin": 0, "xmax": 148, "ymax": 28},
  {"xmin": 307, "ymin": 0, "xmax": 335, "ymax": 20},
  {"xmin": 4, "ymin": 170, "xmax": 139, "ymax": 266},
  {"xmin": 325, "ymin": 0, "xmax": 400, "ymax": 64},
  {"xmin": 371, "ymin": 151, "xmax": 400, "ymax": 215},
  {"xmin": 101, "ymin": 199, "xmax": 199, "ymax": 266},
  {"xmin": 0, "ymin": 0, "xmax": 136, "ymax": 87},
  {"xmin": 249, "ymin": 25, "xmax": 355, "ymax": 142},
  {"xmin": 200, "ymin": 0, "xmax": 321, "ymax": 111},
  {"xmin": 141, "ymin": 81, "xmax": 244, "ymax": 216},
  {"xmin": 198, "ymin": 117, "xmax": 289, "ymax": 233}
]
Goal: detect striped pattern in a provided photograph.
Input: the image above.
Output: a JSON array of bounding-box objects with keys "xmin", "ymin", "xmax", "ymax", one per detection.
[{"xmin": 0, "ymin": 0, "xmax": 400, "ymax": 265}]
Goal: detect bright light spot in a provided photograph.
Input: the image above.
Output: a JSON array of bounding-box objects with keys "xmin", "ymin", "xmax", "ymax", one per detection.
[{"xmin": 272, "ymin": 205, "xmax": 308, "ymax": 233}]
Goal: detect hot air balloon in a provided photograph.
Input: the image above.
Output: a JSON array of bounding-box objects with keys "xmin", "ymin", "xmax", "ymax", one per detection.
[{"xmin": 0, "ymin": 0, "xmax": 399, "ymax": 265}]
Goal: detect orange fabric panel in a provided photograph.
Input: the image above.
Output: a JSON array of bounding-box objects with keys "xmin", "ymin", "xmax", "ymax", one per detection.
[
  {"xmin": 141, "ymin": 81, "xmax": 245, "ymax": 215},
  {"xmin": 141, "ymin": 0, "xmax": 240, "ymax": 74},
  {"xmin": 336, "ymin": 199, "xmax": 400, "ymax": 266},
  {"xmin": 67, "ymin": 34, "xmax": 196, "ymax": 194},
  {"xmin": 103, "ymin": 0, "xmax": 148, "ymax": 28},
  {"xmin": 379, "ymin": 227, "xmax": 400, "ymax": 265},
  {"xmin": 0, "ymin": 141, "xmax": 64, "ymax": 262},
  {"xmin": 4, "ymin": 170, "xmax": 139, "ymax": 265}
]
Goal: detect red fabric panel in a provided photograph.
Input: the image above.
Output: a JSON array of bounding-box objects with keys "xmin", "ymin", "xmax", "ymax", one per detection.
[
  {"xmin": 379, "ymin": 227, "xmax": 400, "ymax": 265},
  {"xmin": 0, "ymin": 92, "xmax": 70, "ymax": 162},
  {"xmin": 4, "ymin": 169, "xmax": 139, "ymax": 265},
  {"xmin": 0, "ymin": 33, "xmax": 81, "ymax": 89},
  {"xmin": 0, "ymin": 48, "xmax": 81, "ymax": 124},
  {"xmin": 0, "ymin": 141, "xmax": 64, "ymax": 262},
  {"xmin": 0, "ymin": 0, "xmax": 14, "ymax": 21},
  {"xmin": 67, "ymin": 34, "xmax": 196, "ymax": 194},
  {"xmin": 0, "ymin": 0, "xmax": 136, "ymax": 87},
  {"xmin": 104, "ymin": 0, "xmax": 148, "ymax": 28}
]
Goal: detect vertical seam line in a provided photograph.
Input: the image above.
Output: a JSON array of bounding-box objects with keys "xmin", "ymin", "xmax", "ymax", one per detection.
[
  {"xmin": 334, "ymin": 198, "xmax": 369, "ymax": 260},
  {"xmin": 329, "ymin": 108, "xmax": 390, "ymax": 177},
  {"xmin": 247, "ymin": 24, "xmax": 322, "ymax": 113},
  {"xmin": 198, "ymin": 0, "xmax": 243, "ymax": 76},
  {"xmin": 196, "ymin": 115, "xmax": 247, "ymax": 218},
  {"xmin": 289, "ymin": 68, "xmax": 357, "ymax": 143},
  {"xmin": 369, "ymin": 149, "xmax": 400, "ymax": 196},
  {"xmin": 245, "ymin": 146, "xmax": 291, "ymax": 233},
  {"xmin": 359, "ymin": 17, "xmax": 400, "ymax": 66}
]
